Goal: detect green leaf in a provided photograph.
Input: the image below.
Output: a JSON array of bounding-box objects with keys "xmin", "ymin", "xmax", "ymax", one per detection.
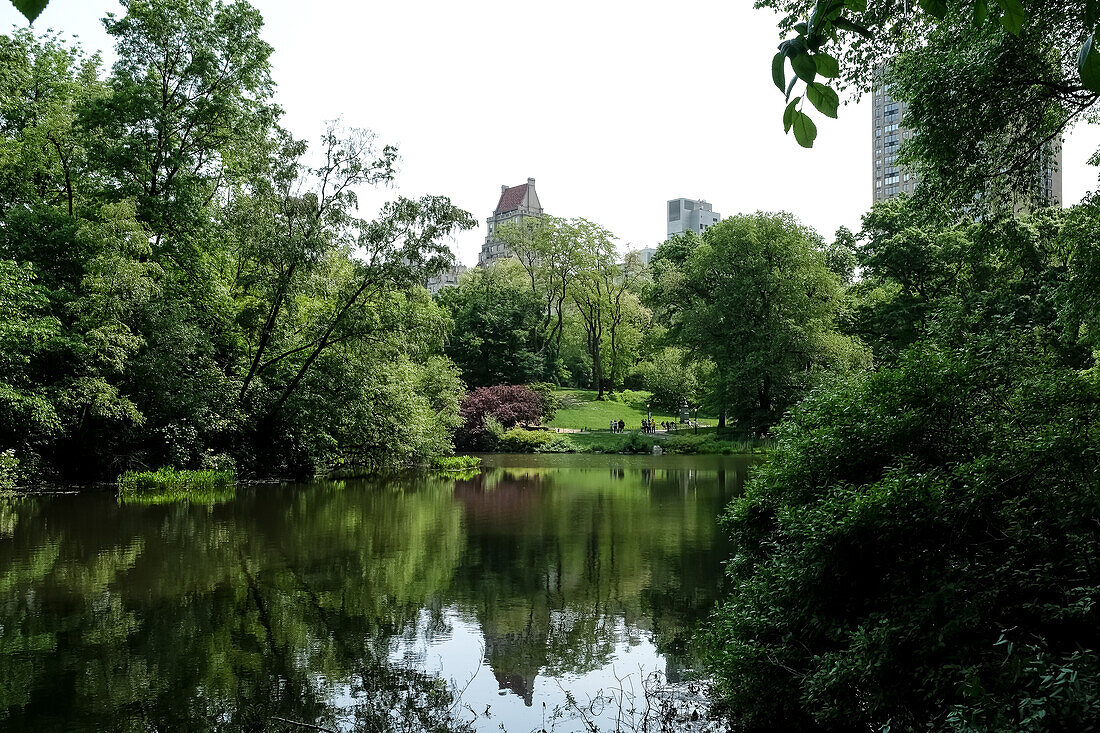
[
  {"xmin": 814, "ymin": 51, "xmax": 840, "ymax": 79},
  {"xmin": 845, "ymin": 0, "xmax": 868, "ymax": 11},
  {"xmin": 786, "ymin": 74, "xmax": 799, "ymax": 100},
  {"xmin": 1078, "ymin": 33, "xmax": 1100, "ymax": 94},
  {"xmin": 772, "ymin": 52, "xmax": 786, "ymax": 93},
  {"xmin": 996, "ymin": 0, "xmax": 1026, "ymax": 34},
  {"xmin": 1089, "ymin": 0, "xmax": 1100, "ymax": 27},
  {"xmin": 806, "ymin": 82, "xmax": 840, "ymax": 118},
  {"xmin": 784, "ymin": 97, "xmax": 800, "ymax": 133},
  {"xmin": 973, "ymin": 0, "xmax": 989, "ymax": 26},
  {"xmin": 791, "ymin": 110, "xmax": 818, "ymax": 148},
  {"xmin": 10, "ymin": 0, "xmax": 48, "ymax": 22},
  {"xmin": 833, "ymin": 17, "xmax": 873, "ymax": 38},
  {"xmin": 918, "ymin": 0, "xmax": 948, "ymax": 19},
  {"xmin": 794, "ymin": 21, "xmax": 808, "ymax": 35},
  {"xmin": 791, "ymin": 52, "xmax": 817, "ymax": 84}
]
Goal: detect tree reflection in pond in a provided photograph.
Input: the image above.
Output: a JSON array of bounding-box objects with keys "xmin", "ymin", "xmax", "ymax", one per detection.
[{"xmin": 0, "ymin": 454, "xmax": 753, "ymax": 731}]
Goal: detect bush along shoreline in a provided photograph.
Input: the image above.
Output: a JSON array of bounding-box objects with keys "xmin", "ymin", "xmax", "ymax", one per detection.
[{"xmin": 474, "ymin": 427, "xmax": 772, "ymax": 455}]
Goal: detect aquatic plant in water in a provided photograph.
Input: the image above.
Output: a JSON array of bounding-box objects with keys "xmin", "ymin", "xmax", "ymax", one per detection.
[
  {"xmin": 117, "ymin": 467, "xmax": 235, "ymax": 505},
  {"xmin": 428, "ymin": 456, "xmax": 483, "ymax": 472}
]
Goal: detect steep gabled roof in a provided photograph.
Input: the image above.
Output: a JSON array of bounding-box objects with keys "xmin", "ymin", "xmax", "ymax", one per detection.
[{"xmin": 495, "ymin": 184, "xmax": 528, "ymax": 214}]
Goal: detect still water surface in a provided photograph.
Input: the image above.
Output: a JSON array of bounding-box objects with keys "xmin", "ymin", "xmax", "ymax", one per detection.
[{"xmin": 0, "ymin": 453, "xmax": 755, "ymax": 731}]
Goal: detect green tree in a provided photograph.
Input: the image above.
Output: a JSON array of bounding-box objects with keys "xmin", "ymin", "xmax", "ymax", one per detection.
[
  {"xmin": 494, "ymin": 215, "xmax": 579, "ymax": 376},
  {"xmin": 628, "ymin": 347, "xmax": 700, "ymax": 412},
  {"xmin": 0, "ymin": 0, "xmax": 474, "ymax": 478},
  {"xmin": 848, "ymin": 196, "xmax": 1084, "ymax": 366},
  {"xmin": 437, "ymin": 261, "xmax": 548, "ymax": 387},
  {"xmin": 652, "ymin": 212, "xmax": 868, "ymax": 432}
]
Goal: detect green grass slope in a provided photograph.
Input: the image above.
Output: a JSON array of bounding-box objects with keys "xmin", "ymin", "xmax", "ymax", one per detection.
[{"xmin": 546, "ymin": 389, "xmax": 707, "ymax": 432}]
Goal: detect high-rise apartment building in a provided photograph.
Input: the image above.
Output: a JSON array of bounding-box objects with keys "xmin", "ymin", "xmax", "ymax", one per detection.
[
  {"xmin": 872, "ymin": 77, "xmax": 1062, "ymax": 206},
  {"xmin": 667, "ymin": 198, "xmax": 720, "ymax": 238},
  {"xmin": 478, "ymin": 178, "xmax": 543, "ymax": 266},
  {"xmin": 871, "ymin": 82, "xmax": 917, "ymax": 203}
]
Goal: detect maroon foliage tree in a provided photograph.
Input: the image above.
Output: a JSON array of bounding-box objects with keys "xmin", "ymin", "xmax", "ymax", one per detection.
[{"xmin": 456, "ymin": 385, "xmax": 544, "ymax": 450}]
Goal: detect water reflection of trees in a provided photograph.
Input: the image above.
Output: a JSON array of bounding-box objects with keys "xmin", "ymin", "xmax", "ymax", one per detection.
[{"xmin": 0, "ymin": 461, "xmax": 747, "ymax": 727}]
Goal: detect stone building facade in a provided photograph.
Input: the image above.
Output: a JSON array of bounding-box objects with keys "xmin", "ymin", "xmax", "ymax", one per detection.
[{"xmin": 478, "ymin": 178, "xmax": 543, "ymax": 266}]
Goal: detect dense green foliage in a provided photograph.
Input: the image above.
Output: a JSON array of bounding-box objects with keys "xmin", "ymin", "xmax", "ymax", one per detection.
[
  {"xmin": 464, "ymin": 217, "xmax": 649, "ymax": 396},
  {"xmin": 0, "ymin": 1, "xmax": 472, "ymax": 480},
  {"xmin": 709, "ymin": 337, "xmax": 1100, "ymax": 731},
  {"xmin": 118, "ymin": 467, "xmax": 234, "ymax": 493},
  {"xmin": 707, "ymin": 95, "xmax": 1100, "ymax": 733},
  {"xmin": 437, "ymin": 262, "xmax": 548, "ymax": 386},
  {"xmin": 649, "ymin": 215, "xmax": 868, "ymax": 433},
  {"xmin": 709, "ymin": 8, "xmax": 1100, "ymax": 721},
  {"xmin": 627, "ymin": 347, "xmax": 701, "ymax": 411}
]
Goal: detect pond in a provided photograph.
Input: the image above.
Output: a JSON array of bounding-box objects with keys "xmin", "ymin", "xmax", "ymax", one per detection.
[{"xmin": 0, "ymin": 453, "xmax": 757, "ymax": 732}]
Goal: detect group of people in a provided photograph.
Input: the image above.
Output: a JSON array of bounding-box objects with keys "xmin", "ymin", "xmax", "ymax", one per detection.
[{"xmin": 608, "ymin": 419, "xmax": 678, "ymax": 434}]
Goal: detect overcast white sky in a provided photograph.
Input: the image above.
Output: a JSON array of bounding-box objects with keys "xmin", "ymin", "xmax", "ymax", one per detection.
[{"xmin": 6, "ymin": 0, "xmax": 1100, "ymax": 265}]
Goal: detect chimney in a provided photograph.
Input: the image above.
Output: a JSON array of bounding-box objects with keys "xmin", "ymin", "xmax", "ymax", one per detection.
[
  {"xmin": 501, "ymin": 184, "xmax": 508, "ymax": 193},
  {"xmin": 527, "ymin": 177, "xmax": 535, "ymax": 187}
]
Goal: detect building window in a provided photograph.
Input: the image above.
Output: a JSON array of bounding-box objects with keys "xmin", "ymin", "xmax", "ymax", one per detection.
[{"xmin": 876, "ymin": 127, "xmax": 882, "ymax": 136}]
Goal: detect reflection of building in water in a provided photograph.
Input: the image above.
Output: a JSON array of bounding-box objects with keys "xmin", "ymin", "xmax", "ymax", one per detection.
[
  {"xmin": 483, "ymin": 628, "xmax": 543, "ymax": 706},
  {"xmin": 447, "ymin": 461, "xmax": 751, "ymax": 707}
]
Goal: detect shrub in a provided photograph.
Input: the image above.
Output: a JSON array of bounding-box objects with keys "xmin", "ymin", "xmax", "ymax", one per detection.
[
  {"xmin": 455, "ymin": 385, "xmax": 544, "ymax": 450},
  {"xmin": 496, "ymin": 428, "xmax": 575, "ymax": 453},
  {"xmin": 0, "ymin": 449, "xmax": 20, "ymax": 492},
  {"xmin": 706, "ymin": 340, "xmax": 1100, "ymax": 731},
  {"xmin": 200, "ymin": 451, "xmax": 237, "ymax": 473},
  {"xmin": 663, "ymin": 434, "xmax": 712, "ymax": 454}
]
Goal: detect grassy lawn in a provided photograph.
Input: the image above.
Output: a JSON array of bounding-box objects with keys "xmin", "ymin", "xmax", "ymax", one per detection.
[{"xmin": 546, "ymin": 389, "xmax": 710, "ymax": 432}]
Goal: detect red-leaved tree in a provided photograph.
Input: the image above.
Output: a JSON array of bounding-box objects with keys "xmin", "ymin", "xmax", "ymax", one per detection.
[{"xmin": 456, "ymin": 385, "xmax": 544, "ymax": 450}]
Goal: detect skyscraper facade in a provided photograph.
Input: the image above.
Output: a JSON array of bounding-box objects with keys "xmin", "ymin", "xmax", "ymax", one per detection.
[
  {"xmin": 872, "ymin": 77, "xmax": 1062, "ymax": 206},
  {"xmin": 666, "ymin": 198, "xmax": 720, "ymax": 238},
  {"xmin": 871, "ymin": 82, "xmax": 917, "ymax": 203}
]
